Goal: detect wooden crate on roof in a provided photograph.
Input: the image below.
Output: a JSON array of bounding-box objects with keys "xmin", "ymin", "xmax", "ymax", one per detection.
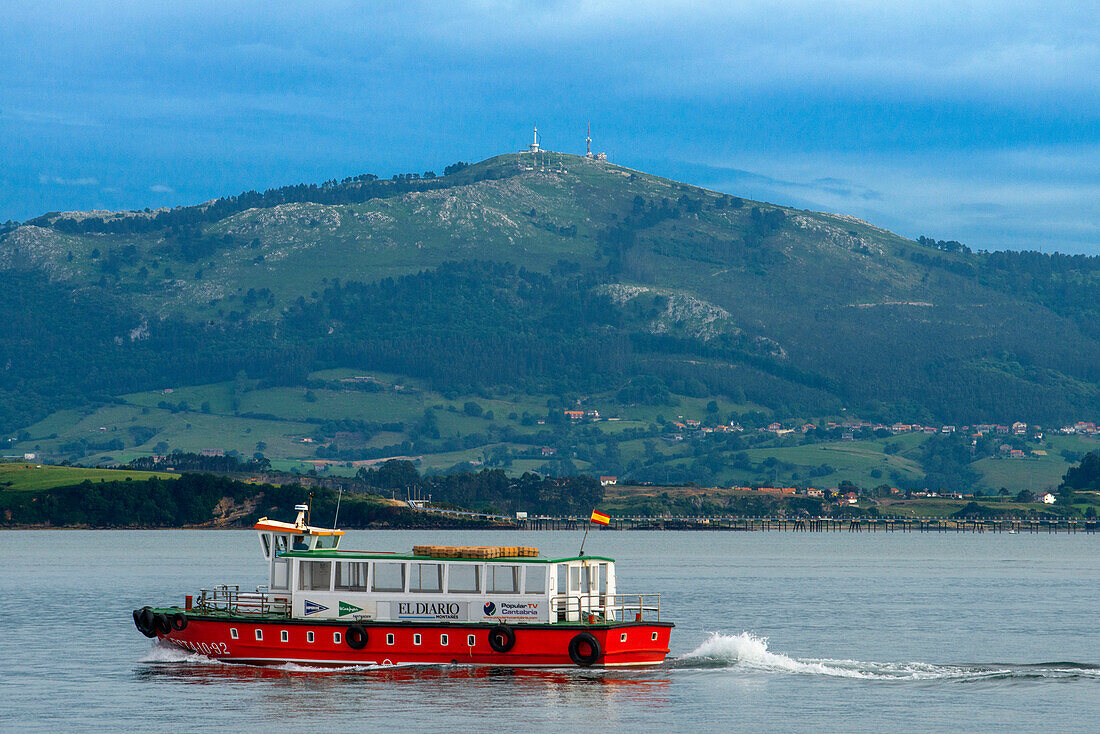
[{"xmin": 412, "ymin": 544, "xmax": 539, "ymax": 559}]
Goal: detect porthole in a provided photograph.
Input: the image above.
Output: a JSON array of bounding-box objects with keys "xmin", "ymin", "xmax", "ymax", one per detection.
[
  {"xmin": 651, "ymin": 632, "xmax": 658, "ymax": 641},
  {"xmin": 413, "ymin": 634, "xmax": 422, "ymax": 646},
  {"xmin": 281, "ymin": 630, "xmax": 289, "ymax": 642},
  {"xmin": 468, "ymin": 634, "xmax": 476, "ymax": 646},
  {"xmin": 254, "ymin": 629, "xmax": 263, "ymax": 641},
  {"xmin": 387, "ymin": 633, "xmax": 395, "ymax": 645},
  {"xmin": 333, "ymin": 632, "xmax": 342, "ymax": 644},
  {"xmin": 230, "ymin": 628, "xmax": 238, "ymax": 640},
  {"xmin": 620, "ymin": 633, "xmax": 627, "ymax": 642},
  {"xmin": 441, "ymin": 634, "xmax": 449, "ymax": 646},
  {"xmin": 307, "ymin": 631, "xmax": 315, "ymax": 643}
]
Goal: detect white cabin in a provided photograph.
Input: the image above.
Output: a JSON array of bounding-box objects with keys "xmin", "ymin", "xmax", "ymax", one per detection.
[{"xmin": 253, "ymin": 512, "xmax": 620, "ymax": 624}]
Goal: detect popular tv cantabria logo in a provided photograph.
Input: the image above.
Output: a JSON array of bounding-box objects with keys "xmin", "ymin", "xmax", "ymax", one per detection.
[{"xmin": 483, "ymin": 601, "xmax": 496, "ymax": 615}]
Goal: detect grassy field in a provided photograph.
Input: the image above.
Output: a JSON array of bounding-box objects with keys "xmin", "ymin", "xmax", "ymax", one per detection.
[
  {"xmin": 971, "ymin": 434, "xmax": 1098, "ymax": 493},
  {"xmin": 876, "ymin": 498, "xmax": 1059, "ymax": 519},
  {"xmin": 9, "ymin": 362, "xmax": 1098, "ymax": 496},
  {"xmin": 741, "ymin": 439, "xmax": 926, "ymax": 487},
  {"xmin": 0, "ymin": 463, "xmax": 177, "ymax": 494}
]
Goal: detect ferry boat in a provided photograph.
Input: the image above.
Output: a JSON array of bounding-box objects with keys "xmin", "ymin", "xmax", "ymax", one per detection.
[{"xmin": 132, "ymin": 506, "xmax": 673, "ymax": 667}]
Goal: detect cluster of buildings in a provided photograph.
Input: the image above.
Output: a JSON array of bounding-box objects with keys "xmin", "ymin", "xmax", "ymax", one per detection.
[
  {"xmin": 730, "ymin": 486, "xmax": 872, "ymax": 505},
  {"xmin": 759, "ymin": 419, "xmax": 1100, "ymax": 442},
  {"xmin": 729, "ymin": 485, "xmax": 1059, "ymax": 505}
]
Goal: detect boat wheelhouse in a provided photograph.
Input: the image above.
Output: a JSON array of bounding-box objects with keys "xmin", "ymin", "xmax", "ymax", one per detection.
[{"xmin": 133, "ymin": 506, "xmax": 673, "ymax": 667}]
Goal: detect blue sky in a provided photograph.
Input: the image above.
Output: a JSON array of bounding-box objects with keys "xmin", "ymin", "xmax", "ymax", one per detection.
[{"xmin": 2, "ymin": 1, "xmax": 1097, "ymax": 253}]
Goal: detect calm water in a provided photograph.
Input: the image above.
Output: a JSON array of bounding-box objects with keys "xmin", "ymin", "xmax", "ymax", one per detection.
[{"xmin": 3, "ymin": 529, "xmax": 1099, "ymax": 732}]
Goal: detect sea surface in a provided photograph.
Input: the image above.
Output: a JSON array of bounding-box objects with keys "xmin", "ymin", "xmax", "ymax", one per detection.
[{"xmin": 3, "ymin": 529, "xmax": 1099, "ymax": 732}]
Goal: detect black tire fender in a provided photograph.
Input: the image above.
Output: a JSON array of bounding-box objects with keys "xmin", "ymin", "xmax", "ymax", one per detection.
[
  {"xmin": 568, "ymin": 632, "xmax": 600, "ymax": 667},
  {"xmin": 488, "ymin": 624, "xmax": 516, "ymax": 653},
  {"xmin": 133, "ymin": 609, "xmax": 156, "ymax": 638},
  {"xmin": 346, "ymin": 625, "xmax": 368, "ymax": 650},
  {"xmin": 170, "ymin": 612, "xmax": 188, "ymax": 631},
  {"xmin": 153, "ymin": 613, "xmax": 172, "ymax": 635},
  {"xmin": 138, "ymin": 607, "xmax": 158, "ymax": 638}
]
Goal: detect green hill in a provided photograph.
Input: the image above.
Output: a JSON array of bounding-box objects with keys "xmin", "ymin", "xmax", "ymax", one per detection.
[
  {"xmin": 4, "ymin": 150, "xmax": 1100, "ymax": 491},
  {"xmin": 0, "ymin": 462, "xmax": 176, "ymax": 493}
]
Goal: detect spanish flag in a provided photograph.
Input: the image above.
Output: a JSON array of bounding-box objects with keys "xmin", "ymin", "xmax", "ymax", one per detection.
[{"xmin": 590, "ymin": 510, "xmax": 611, "ymax": 526}]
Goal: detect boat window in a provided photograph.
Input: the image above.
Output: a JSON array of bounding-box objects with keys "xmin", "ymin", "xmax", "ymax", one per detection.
[
  {"xmin": 260, "ymin": 534, "xmax": 271, "ymax": 558},
  {"xmin": 467, "ymin": 634, "xmax": 476, "ymax": 646},
  {"xmin": 441, "ymin": 634, "xmax": 449, "ymax": 646},
  {"xmin": 315, "ymin": 535, "xmax": 339, "ymax": 549},
  {"xmin": 447, "ymin": 564, "xmax": 479, "ymax": 593},
  {"xmin": 372, "ymin": 562, "xmax": 405, "ymax": 592},
  {"xmin": 298, "ymin": 561, "xmax": 332, "ymax": 591},
  {"xmin": 409, "ymin": 563, "xmax": 443, "ymax": 593},
  {"xmin": 570, "ymin": 565, "xmax": 588, "ymax": 592},
  {"xmin": 307, "ymin": 631, "xmax": 315, "ymax": 643},
  {"xmin": 274, "ymin": 535, "xmax": 288, "ymax": 554},
  {"xmin": 272, "ymin": 559, "xmax": 289, "ymax": 590},
  {"xmin": 335, "ymin": 561, "xmax": 368, "ymax": 591},
  {"xmin": 487, "ymin": 565, "xmax": 520, "ymax": 594},
  {"xmin": 598, "ymin": 564, "xmax": 608, "ymax": 594},
  {"xmin": 557, "ymin": 566, "xmax": 568, "ymax": 594},
  {"xmin": 281, "ymin": 630, "xmax": 289, "ymax": 642},
  {"xmin": 230, "ymin": 628, "xmax": 238, "ymax": 640},
  {"xmin": 293, "ymin": 535, "xmax": 308, "ymax": 551},
  {"xmin": 524, "ymin": 567, "xmax": 546, "ymax": 595}
]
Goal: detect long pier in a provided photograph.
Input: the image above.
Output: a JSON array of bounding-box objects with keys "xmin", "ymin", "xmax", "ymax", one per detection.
[
  {"xmin": 410, "ymin": 503, "xmax": 1098, "ymax": 533},
  {"xmin": 518, "ymin": 516, "xmax": 1100, "ymax": 533}
]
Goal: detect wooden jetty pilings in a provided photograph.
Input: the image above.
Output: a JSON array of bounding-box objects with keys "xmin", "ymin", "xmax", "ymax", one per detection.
[{"xmin": 518, "ymin": 516, "xmax": 1099, "ymax": 533}]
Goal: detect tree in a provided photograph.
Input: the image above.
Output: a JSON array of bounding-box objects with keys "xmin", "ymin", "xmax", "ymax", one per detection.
[
  {"xmin": 1062, "ymin": 451, "xmax": 1100, "ymax": 492},
  {"xmin": 357, "ymin": 460, "xmax": 420, "ymax": 489},
  {"xmin": 1057, "ymin": 486, "xmax": 1076, "ymax": 506},
  {"xmin": 1016, "ymin": 489, "xmax": 1035, "ymax": 503}
]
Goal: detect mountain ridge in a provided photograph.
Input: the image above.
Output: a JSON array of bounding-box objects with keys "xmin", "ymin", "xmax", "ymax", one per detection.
[{"xmin": 3, "ymin": 150, "xmax": 1100, "ymax": 445}]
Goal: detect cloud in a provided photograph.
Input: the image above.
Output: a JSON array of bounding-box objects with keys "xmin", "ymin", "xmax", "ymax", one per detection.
[
  {"xmin": 1, "ymin": 2, "xmax": 1098, "ymax": 252},
  {"xmin": 6, "ymin": 108, "xmax": 99, "ymax": 127},
  {"xmin": 38, "ymin": 174, "xmax": 99, "ymax": 186}
]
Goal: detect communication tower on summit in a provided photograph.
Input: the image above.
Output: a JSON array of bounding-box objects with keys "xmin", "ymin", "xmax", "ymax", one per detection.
[
  {"xmin": 528, "ymin": 125, "xmax": 540, "ymax": 153},
  {"xmin": 585, "ymin": 122, "xmax": 607, "ymax": 161}
]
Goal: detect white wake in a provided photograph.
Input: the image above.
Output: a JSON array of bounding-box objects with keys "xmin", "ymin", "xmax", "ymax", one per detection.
[{"xmin": 671, "ymin": 632, "xmax": 1010, "ymax": 681}]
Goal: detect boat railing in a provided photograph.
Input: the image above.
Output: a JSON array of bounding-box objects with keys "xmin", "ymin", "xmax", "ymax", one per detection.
[
  {"xmin": 550, "ymin": 593, "xmax": 661, "ymax": 623},
  {"xmin": 194, "ymin": 585, "xmax": 290, "ymax": 617}
]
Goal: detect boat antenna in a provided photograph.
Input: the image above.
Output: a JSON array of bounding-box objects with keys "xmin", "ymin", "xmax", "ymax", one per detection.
[{"xmin": 333, "ymin": 487, "xmax": 343, "ymax": 530}]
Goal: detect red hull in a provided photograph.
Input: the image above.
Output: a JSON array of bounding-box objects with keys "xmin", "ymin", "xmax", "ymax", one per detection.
[{"xmin": 154, "ymin": 615, "xmax": 673, "ymax": 668}]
